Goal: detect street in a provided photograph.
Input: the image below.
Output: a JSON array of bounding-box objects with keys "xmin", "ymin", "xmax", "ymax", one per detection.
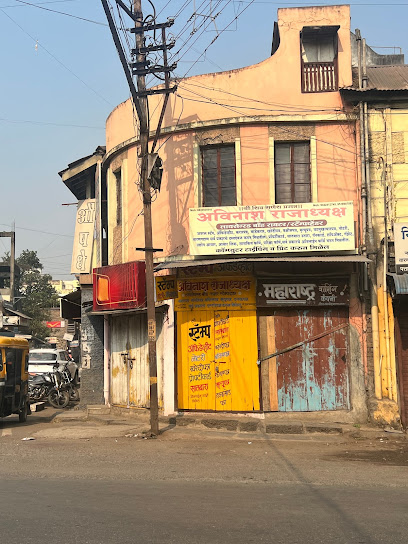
[{"xmin": 1, "ymin": 410, "xmax": 408, "ymax": 543}]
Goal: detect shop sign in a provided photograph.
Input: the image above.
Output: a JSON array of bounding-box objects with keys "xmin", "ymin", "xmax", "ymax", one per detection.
[
  {"xmin": 175, "ymin": 276, "xmax": 256, "ymax": 311},
  {"xmin": 394, "ymin": 223, "xmax": 408, "ymax": 274},
  {"xmin": 189, "ymin": 202, "xmax": 355, "ymax": 256},
  {"xmin": 47, "ymin": 321, "xmax": 65, "ymax": 328},
  {"xmin": 178, "ymin": 262, "xmax": 253, "ymax": 277},
  {"xmin": 155, "ymin": 275, "xmax": 178, "ymax": 302},
  {"xmin": 71, "ymin": 199, "xmax": 96, "ymax": 274},
  {"xmin": 256, "ymin": 278, "xmax": 349, "ymax": 307},
  {"xmin": 93, "ymin": 261, "xmax": 146, "ymax": 311}
]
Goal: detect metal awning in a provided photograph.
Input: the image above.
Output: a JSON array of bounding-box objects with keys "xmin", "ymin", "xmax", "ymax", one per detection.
[
  {"xmin": 302, "ymin": 25, "xmax": 340, "ymax": 37},
  {"xmin": 387, "ymin": 273, "xmax": 408, "ymax": 296},
  {"xmin": 60, "ymin": 289, "xmax": 81, "ymax": 320},
  {"xmin": 87, "ymin": 303, "xmax": 168, "ymax": 317},
  {"xmin": 155, "ymin": 255, "xmax": 370, "ymax": 271}
]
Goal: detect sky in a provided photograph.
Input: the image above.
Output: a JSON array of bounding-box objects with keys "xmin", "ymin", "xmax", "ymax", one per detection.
[{"xmin": 1, "ymin": 0, "xmax": 407, "ymax": 279}]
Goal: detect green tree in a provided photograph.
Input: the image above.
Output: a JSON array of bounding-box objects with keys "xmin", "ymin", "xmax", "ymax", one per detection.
[{"xmin": 2, "ymin": 250, "xmax": 59, "ymax": 340}]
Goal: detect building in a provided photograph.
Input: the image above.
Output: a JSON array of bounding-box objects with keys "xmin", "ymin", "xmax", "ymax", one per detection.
[
  {"xmin": 61, "ymin": 4, "xmax": 402, "ymax": 423},
  {"xmin": 342, "ymin": 55, "xmax": 408, "ymax": 426}
]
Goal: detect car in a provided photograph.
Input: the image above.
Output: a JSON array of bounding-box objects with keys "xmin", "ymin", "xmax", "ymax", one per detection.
[{"xmin": 28, "ymin": 349, "xmax": 79, "ymax": 383}]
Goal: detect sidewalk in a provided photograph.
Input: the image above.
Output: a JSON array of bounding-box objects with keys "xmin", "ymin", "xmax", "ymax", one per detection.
[{"xmin": 49, "ymin": 406, "xmax": 405, "ymax": 442}]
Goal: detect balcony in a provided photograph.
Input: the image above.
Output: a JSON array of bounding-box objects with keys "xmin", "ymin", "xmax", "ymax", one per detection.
[{"xmin": 302, "ymin": 61, "xmax": 337, "ymax": 93}]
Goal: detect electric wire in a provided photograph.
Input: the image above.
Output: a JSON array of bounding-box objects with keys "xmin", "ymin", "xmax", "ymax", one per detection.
[
  {"xmin": 13, "ymin": 0, "xmax": 107, "ymax": 25},
  {"xmin": 0, "ymin": 8, "xmax": 113, "ymax": 106}
]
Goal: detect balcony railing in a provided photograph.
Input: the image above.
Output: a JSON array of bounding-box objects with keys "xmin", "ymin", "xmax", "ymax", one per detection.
[{"xmin": 302, "ymin": 61, "xmax": 337, "ymax": 93}]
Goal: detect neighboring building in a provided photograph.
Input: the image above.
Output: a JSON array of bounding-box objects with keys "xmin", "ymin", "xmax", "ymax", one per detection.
[
  {"xmin": 342, "ymin": 59, "xmax": 408, "ymax": 427},
  {"xmin": 60, "ymin": 4, "xmax": 402, "ymax": 423},
  {"xmin": 51, "ymin": 280, "xmax": 80, "ymax": 298},
  {"xmin": 59, "ymin": 146, "xmax": 106, "ymax": 405}
]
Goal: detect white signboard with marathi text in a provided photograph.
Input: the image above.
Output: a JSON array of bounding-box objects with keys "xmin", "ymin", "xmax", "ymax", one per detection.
[
  {"xmin": 71, "ymin": 199, "xmax": 96, "ymax": 274},
  {"xmin": 189, "ymin": 202, "xmax": 355, "ymax": 256},
  {"xmin": 394, "ymin": 223, "xmax": 408, "ymax": 274}
]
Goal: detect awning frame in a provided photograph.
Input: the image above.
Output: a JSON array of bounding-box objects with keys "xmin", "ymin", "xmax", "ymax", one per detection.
[{"xmin": 155, "ymin": 255, "xmax": 370, "ymax": 271}]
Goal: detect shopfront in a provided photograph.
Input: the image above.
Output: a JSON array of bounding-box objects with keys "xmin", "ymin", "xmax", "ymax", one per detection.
[
  {"xmin": 175, "ymin": 263, "xmax": 260, "ymax": 412},
  {"xmin": 257, "ymin": 278, "xmax": 350, "ymax": 412},
  {"xmin": 168, "ymin": 260, "xmax": 360, "ymax": 414}
]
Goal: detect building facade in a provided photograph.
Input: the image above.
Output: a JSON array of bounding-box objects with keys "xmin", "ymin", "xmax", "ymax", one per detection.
[{"xmin": 61, "ymin": 4, "xmax": 407, "ymax": 423}]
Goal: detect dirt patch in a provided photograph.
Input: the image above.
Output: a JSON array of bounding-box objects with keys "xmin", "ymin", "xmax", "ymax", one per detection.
[{"xmin": 328, "ymin": 441, "xmax": 408, "ymax": 466}]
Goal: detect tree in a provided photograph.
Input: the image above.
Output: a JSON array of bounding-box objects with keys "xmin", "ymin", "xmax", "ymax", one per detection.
[{"xmin": 2, "ymin": 250, "xmax": 59, "ymax": 340}]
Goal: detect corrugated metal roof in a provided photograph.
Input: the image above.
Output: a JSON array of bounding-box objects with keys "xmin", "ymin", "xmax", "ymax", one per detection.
[
  {"xmin": 387, "ymin": 273, "xmax": 408, "ymax": 296},
  {"xmin": 345, "ymin": 65, "xmax": 408, "ymax": 91},
  {"xmin": 155, "ymin": 255, "xmax": 370, "ymax": 271}
]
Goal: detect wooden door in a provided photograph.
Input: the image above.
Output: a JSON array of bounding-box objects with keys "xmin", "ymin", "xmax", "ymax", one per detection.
[
  {"xmin": 395, "ymin": 306, "xmax": 408, "ymax": 428},
  {"xmin": 110, "ymin": 314, "xmax": 163, "ymax": 408},
  {"xmin": 270, "ymin": 307, "xmax": 349, "ymax": 412}
]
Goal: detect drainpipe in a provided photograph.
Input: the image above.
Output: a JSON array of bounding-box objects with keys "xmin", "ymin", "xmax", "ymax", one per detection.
[
  {"xmin": 104, "ymin": 315, "xmax": 110, "ymax": 405},
  {"xmin": 361, "ymin": 36, "xmax": 381, "ymax": 399}
]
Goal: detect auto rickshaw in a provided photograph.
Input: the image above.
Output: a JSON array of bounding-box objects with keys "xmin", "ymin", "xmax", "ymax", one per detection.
[{"xmin": 0, "ymin": 332, "xmax": 30, "ymax": 422}]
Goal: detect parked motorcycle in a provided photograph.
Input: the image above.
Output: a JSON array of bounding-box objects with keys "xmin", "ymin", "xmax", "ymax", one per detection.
[
  {"xmin": 29, "ymin": 365, "xmax": 70, "ymax": 408},
  {"xmin": 60, "ymin": 363, "xmax": 80, "ymax": 402}
]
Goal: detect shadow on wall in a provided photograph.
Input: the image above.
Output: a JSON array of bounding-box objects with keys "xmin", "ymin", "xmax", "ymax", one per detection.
[{"xmin": 164, "ymin": 115, "xmax": 199, "ymax": 256}]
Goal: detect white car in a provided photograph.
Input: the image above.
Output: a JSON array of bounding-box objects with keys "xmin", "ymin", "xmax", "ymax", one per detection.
[{"xmin": 28, "ymin": 349, "xmax": 79, "ymax": 382}]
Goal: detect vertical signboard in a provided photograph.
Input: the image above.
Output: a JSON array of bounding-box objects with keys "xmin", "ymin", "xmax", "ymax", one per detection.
[
  {"xmin": 71, "ymin": 199, "xmax": 96, "ymax": 274},
  {"xmin": 394, "ymin": 223, "xmax": 408, "ymax": 274}
]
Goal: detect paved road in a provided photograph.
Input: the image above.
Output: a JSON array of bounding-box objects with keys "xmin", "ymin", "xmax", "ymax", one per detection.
[{"xmin": 1, "ymin": 410, "xmax": 408, "ymax": 543}]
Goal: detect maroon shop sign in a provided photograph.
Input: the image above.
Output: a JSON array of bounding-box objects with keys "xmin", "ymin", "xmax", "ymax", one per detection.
[{"xmin": 256, "ymin": 278, "xmax": 349, "ymax": 307}]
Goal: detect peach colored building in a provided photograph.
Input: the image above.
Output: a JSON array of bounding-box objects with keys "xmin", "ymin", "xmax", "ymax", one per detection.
[{"xmin": 62, "ymin": 5, "xmax": 391, "ymax": 421}]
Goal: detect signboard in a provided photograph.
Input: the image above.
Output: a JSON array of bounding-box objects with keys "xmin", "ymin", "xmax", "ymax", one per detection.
[
  {"xmin": 71, "ymin": 199, "xmax": 96, "ymax": 274},
  {"xmin": 46, "ymin": 337, "xmax": 58, "ymax": 344},
  {"xmin": 46, "ymin": 321, "xmax": 65, "ymax": 328},
  {"xmin": 175, "ymin": 276, "xmax": 256, "ymax": 311},
  {"xmin": 178, "ymin": 262, "xmax": 253, "ymax": 278},
  {"xmin": 148, "ymin": 319, "xmax": 156, "ymax": 342},
  {"xmin": 93, "ymin": 261, "xmax": 146, "ymax": 311},
  {"xmin": 394, "ymin": 223, "xmax": 408, "ymax": 274},
  {"xmin": 2, "ymin": 316, "xmax": 19, "ymax": 325},
  {"xmin": 189, "ymin": 202, "xmax": 355, "ymax": 256},
  {"xmin": 155, "ymin": 275, "xmax": 178, "ymax": 302},
  {"xmin": 257, "ymin": 278, "xmax": 350, "ymax": 307}
]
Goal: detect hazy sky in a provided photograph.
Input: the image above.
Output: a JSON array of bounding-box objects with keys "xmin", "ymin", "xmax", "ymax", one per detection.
[{"xmin": 1, "ymin": 0, "xmax": 406, "ymax": 278}]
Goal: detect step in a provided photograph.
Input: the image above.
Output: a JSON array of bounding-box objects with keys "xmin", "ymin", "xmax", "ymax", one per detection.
[
  {"xmin": 30, "ymin": 402, "xmax": 46, "ymax": 413},
  {"xmin": 86, "ymin": 404, "xmax": 111, "ymax": 416}
]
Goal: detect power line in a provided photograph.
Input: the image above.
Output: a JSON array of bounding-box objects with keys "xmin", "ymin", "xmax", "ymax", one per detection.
[
  {"xmin": 0, "ymin": 8, "xmax": 113, "ymax": 107},
  {"xmin": 0, "ymin": 1, "xmax": 77, "ymax": 7},
  {"xmin": 0, "ymin": 117, "xmax": 104, "ymax": 129},
  {"xmin": 0, "ymin": 224, "xmax": 73, "ymax": 238},
  {"xmin": 12, "ymin": 0, "xmax": 108, "ymax": 25}
]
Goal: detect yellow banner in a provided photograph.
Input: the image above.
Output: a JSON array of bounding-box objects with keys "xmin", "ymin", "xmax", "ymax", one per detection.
[
  {"xmin": 174, "ymin": 276, "xmax": 256, "ymax": 311},
  {"xmin": 155, "ymin": 275, "xmax": 178, "ymax": 302},
  {"xmin": 177, "ymin": 309, "xmax": 260, "ymax": 411}
]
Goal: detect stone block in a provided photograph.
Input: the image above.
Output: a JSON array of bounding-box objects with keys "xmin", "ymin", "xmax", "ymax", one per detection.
[
  {"xmin": 265, "ymin": 422, "xmax": 303, "ymax": 434},
  {"xmin": 175, "ymin": 417, "xmax": 196, "ymax": 427},
  {"xmin": 201, "ymin": 418, "xmax": 239, "ymax": 431},
  {"xmin": 304, "ymin": 423, "xmax": 343, "ymax": 434},
  {"xmin": 238, "ymin": 420, "xmax": 260, "ymax": 433}
]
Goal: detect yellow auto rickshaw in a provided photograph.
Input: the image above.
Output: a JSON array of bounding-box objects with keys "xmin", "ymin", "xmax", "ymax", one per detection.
[{"xmin": 0, "ymin": 332, "xmax": 30, "ymax": 422}]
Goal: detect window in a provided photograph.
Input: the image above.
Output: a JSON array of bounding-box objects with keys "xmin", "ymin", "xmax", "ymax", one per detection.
[
  {"xmin": 301, "ymin": 26, "xmax": 338, "ymax": 93},
  {"xmin": 201, "ymin": 146, "xmax": 236, "ymax": 207},
  {"xmin": 114, "ymin": 169, "xmax": 122, "ymax": 226},
  {"xmin": 275, "ymin": 142, "xmax": 311, "ymax": 204}
]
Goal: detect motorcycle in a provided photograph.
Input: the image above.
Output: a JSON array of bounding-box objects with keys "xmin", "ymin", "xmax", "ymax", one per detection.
[
  {"xmin": 60, "ymin": 363, "xmax": 80, "ymax": 402},
  {"xmin": 29, "ymin": 365, "xmax": 70, "ymax": 408}
]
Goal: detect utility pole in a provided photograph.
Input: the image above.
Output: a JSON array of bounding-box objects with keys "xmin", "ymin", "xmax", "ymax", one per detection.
[
  {"xmin": 101, "ymin": 0, "xmax": 177, "ymax": 436},
  {"xmin": 133, "ymin": 0, "xmax": 159, "ymax": 436}
]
